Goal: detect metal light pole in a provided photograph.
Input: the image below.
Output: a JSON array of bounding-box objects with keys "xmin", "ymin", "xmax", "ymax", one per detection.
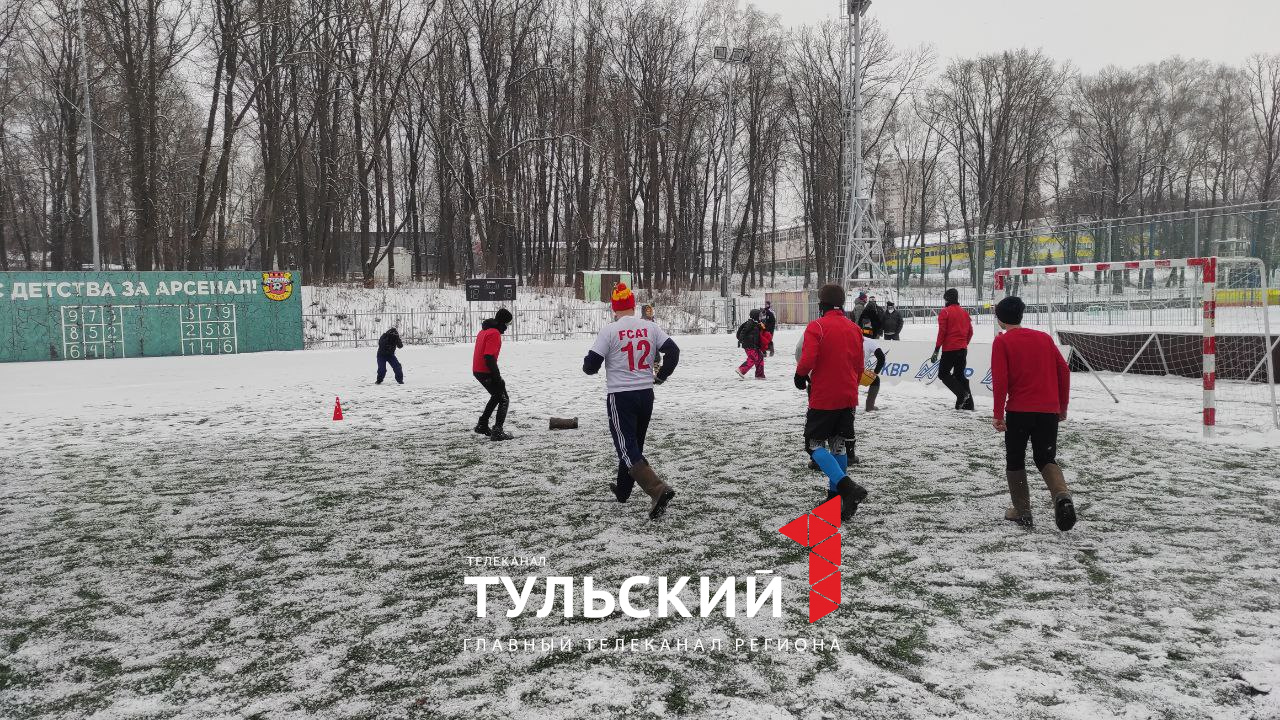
[
  {"xmin": 714, "ymin": 46, "xmax": 750, "ymax": 301},
  {"xmin": 849, "ymin": 0, "xmax": 865, "ymax": 245},
  {"xmin": 838, "ymin": 0, "xmax": 880, "ymax": 290},
  {"xmin": 78, "ymin": 0, "xmax": 102, "ymax": 271}
]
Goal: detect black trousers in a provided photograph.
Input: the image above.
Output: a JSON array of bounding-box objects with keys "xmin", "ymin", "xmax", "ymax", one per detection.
[
  {"xmin": 608, "ymin": 389, "xmax": 654, "ymax": 500},
  {"xmin": 1004, "ymin": 411, "xmax": 1059, "ymax": 472},
  {"xmin": 937, "ymin": 349, "xmax": 971, "ymax": 401},
  {"xmin": 474, "ymin": 372, "xmax": 509, "ymax": 428},
  {"xmin": 884, "ymin": 332, "xmax": 900, "ymax": 341},
  {"xmin": 376, "ymin": 353, "xmax": 403, "ymax": 383}
]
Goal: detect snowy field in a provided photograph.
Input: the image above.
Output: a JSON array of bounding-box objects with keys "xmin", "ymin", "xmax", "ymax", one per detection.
[{"xmin": 3, "ymin": 330, "xmax": 1280, "ymax": 719}]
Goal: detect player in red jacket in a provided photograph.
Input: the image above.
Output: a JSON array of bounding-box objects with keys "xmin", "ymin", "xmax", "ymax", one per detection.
[
  {"xmin": 472, "ymin": 308, "xmax": 514, "ymax": 441},
  {"xmin": 794, "ymin": 284, "xmax": 867, "ymax": 523},
  {"xmin": 991, "ymin": 296, "xmax": 1076, "ymax": 531},
  {"xmin": 931, "ymin": 288, "xmax": 975, "ymax": 410}
]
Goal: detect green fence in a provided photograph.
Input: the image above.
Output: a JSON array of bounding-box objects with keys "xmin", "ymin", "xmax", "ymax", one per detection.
[{"xmin": 0, "ymin": 271, "xmax": 303, "ymax": 363}]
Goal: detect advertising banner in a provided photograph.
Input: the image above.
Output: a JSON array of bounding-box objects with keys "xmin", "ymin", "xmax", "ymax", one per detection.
[
  {"xmin": 876, "ymin": 340, "xmax": 1071, "ymax": 396},
  {"xmin": 0, "ymin": 271, "xmax": 303, "ymax": 363}
]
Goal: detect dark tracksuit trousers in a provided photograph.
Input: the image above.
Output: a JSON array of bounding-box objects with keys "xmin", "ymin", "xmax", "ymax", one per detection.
[
  {"xmin": 474, "ymin": 372, "xmax": 509, "ymax": 428},
  {"xmin": 377, "ymin": 354, "xmax": 403, "ymax": 383},
  {"xmin": 607, "ymin": 388, "xmax": 654, "ymax": 501},
  {"xmin": 937, "ymin": 349, "xmax": 972, "ymax": 403},
  {"xmin": 1004, "ymin": 411, "xmax": 1059, "ymax": 472}
]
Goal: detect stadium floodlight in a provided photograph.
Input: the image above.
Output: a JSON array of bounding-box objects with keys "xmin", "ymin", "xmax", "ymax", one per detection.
[
  {"xmin": 712, "ymin": 43, "xmax": 751, "ymax": 301},
  {"xmin": 848, "ymin": 0, "xmax": 871, "ymax": 17}
]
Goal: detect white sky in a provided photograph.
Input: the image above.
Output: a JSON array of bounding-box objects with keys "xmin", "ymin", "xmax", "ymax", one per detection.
[{"xmin": 748, "ymin": 0, "xmax": 1280, "ymax": 73}]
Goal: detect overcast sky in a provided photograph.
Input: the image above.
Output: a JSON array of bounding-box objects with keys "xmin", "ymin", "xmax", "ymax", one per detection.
[{"xmin": 747, "ymin": 0, "xmax": 1280, "ymax": 73}]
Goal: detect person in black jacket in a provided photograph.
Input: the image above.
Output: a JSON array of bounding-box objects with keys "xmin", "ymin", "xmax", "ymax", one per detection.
[
  {"xmin": 735, "ymin": 309, "xmax": 766, "ymax": 379},
  {"xmin": 858, "ymin": 296, "xmax": 884, "ymax": 337},
  {"xmin": 376, "ymin": 327, "xmax": 404, "ymax": 384},
  {"xmin": 759, "ymin": 301, "xmax": 778, "ymax": 355},
  {"xmin": 883, "ymin": 301, "xmax": 904, "ymax": 340}
]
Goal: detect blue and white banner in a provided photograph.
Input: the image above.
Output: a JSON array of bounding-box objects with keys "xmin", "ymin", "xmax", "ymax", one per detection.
[{"xmin": 876, "ymin": 340, "xmax": 1070, "ymax": 396}]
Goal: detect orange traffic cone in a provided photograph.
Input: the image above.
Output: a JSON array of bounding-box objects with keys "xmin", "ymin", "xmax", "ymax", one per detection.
[{"xmin": 333, "ymin": 397, "xmax": 344, "ymax": 421}]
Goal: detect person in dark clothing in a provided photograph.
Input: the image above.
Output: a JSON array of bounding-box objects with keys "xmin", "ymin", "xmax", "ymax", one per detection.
[
  {"xmin": 735, "ymin": 309, "xmax": 766, "ymax": 379},
  {"xmin": 882, "ymin": 301, "xmax": 904, "ymax": 340},
  {"xmin": 760, "ymin": 301, "xmax": 778, "ymax": 355},
  {"xmin": 850, "ymin": 291, "xmax": 868, "ymax": 325},
  {"xmin": 375, "ymin": 328, "xmax": 404, "ymax": 384},
  {"xmin": 931, "ymin": 288, "xmax": 975, "ymax": 410},
  {"xmin": 473, "ymin": 308, "xmax": 514, "ymax": 441},
  {"xmin": 861, "ymin": 324, "xmax": 886, "ymax": 411},
  {"xmin": 858, "ymin": 296, "xmax": 884, "ymax": 337}
]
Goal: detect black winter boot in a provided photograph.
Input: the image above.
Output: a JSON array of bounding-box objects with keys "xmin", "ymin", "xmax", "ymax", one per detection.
[{"xmin": 835, "ymin": 477, "xmax": 868, "ymax": 522}]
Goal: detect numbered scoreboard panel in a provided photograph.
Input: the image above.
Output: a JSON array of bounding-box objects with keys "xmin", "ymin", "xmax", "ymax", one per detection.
[
  {"xmin": 179, "ymin": 304, "xmax": 239, "ymax": 355},
  {"xmin": 57, "ymin": 302, "xmax": 241, "ymax": 360},
  {"xmin": 60, "ymin": 305, "xmax": 128, "ymax": 360},
  {"xmin": 0, "ymin": 271, "xmax": 302, "ymax": 363}
]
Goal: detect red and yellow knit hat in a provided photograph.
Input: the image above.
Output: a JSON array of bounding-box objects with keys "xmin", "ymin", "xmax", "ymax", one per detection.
[{"xmin": 611, "ymin": 282, "xmax": 636, "ymax": 312}]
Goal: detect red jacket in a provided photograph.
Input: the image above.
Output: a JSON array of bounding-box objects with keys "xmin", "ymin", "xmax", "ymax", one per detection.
[
  {"xmin": 936, "ymin": 303, "xmax": 973, "ymax": 351},
  {"xmin": 796, "ymin": 310, "xmax": 864, "ymax": 410},
  {"xmin": 472, "ymin": 324, "xmax": 503, "ymax": 373},
  {"xmin": 991, "ymin": 327, "xmax": 1070, "ymax": 422}
]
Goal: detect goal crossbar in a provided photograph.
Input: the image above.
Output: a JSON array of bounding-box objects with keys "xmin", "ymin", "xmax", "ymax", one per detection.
[{"xmin": 994, "ymin": 256, "xmax": 1279, "ymax": 437}]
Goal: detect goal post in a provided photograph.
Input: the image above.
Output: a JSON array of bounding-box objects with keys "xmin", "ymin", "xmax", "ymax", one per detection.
[{"xmin": 992, "ymin": 257, "xmax": 1279, "ymax": 437}]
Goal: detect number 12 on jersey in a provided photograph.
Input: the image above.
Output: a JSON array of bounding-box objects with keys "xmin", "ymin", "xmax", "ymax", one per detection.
[{"xmin": 621, "ymin": 340, "xmax": 652, "ymax": 371}]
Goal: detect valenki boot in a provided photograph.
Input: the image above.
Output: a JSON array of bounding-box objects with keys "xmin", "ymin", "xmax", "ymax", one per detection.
[
  {"xmin": 1004, "ymin": 470, "xmax": 1033, "ymax": 527},
  {"xmin": 1040, "ymin": 463, "xmax": 1077, "ymax": 531},
  {"xmin": 629, "ymin": 462, "xmax": 676, "ymax": 520},
  {"xmin": 865, "ymin": 384, "xmax": 880, "ymax": 412},
  {"xmin": 835, "ymin": 477, "xmax": 868, "ymax": 523}
]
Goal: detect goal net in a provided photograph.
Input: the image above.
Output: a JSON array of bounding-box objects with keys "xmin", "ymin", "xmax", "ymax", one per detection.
[{"xmin": 991, "ymin": 257, "xmax": 1279, "ymax": 436}]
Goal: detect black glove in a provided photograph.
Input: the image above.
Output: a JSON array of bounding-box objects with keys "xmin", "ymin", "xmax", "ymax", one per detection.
[
  {"xmin": 929, "ymin": 349, "xmax": 939, "ymax": 364},
  {"xmin": 793, "ymin": 374, "xmax": 809, "ymax": 391},
  {"xmin": 654, "ymin": 375, "xmax": 665, "ymax": 385}
]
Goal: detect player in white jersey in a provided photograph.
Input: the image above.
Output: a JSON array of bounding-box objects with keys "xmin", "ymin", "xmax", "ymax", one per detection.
[
  {"xmin": 861, "ymin": 324, "xmax": 887, "ymax": 412},
  {"xmin": 583, "ymin": 282, "xmax": 681, "ymax": 520}
]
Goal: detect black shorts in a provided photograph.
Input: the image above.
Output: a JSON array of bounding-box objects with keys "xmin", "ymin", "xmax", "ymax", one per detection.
[
  {"xmin": 1004, "ymin": 411, "xmax": 1059, "ymax": 472},
  {"xmin": 804, "ymin": 408, "xmax": 854, "ymax": 442}
]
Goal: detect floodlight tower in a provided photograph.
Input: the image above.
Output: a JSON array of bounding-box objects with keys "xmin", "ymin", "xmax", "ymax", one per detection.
[{"xmin": 835, "ymin": 0, "xmax": 886, "ymax": 290}]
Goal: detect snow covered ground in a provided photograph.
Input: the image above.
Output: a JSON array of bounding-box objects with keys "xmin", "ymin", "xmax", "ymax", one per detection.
[{"xmin": 3, "ymin": 331, "xmax": 1279, "ymax": 719}]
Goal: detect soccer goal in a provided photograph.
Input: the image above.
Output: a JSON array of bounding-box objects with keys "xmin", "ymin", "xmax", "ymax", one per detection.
[{"xmin": 992, "ymin": 257, "xmax": 1279, "ymax": 436}]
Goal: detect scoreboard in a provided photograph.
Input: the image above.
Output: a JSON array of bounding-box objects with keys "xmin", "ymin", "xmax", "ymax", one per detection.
[{"xmin": 0, "ymin": 271, "xmax": 303, "ymax": 363}]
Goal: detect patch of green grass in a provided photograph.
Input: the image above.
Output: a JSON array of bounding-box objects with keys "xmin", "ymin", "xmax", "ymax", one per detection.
[{"xmin": 7, "ymin": 632, "xmax": 28, "ymax": 654}]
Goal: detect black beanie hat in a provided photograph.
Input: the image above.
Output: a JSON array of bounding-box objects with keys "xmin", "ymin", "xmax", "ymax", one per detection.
[
  {"xmin": 943, "ymin": 288, "xmax": 959, "ymax": 304},
  {"xmin": 995, "ymin": 296, "xmax": 1025, "ymax": 325},
  {"xmin": 818, "ymin": 283, "xmax": 845, "ymax": 310},
  {"xmin": 494, "ymin": 308, "xmax": 513, "ymax": 325}
]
